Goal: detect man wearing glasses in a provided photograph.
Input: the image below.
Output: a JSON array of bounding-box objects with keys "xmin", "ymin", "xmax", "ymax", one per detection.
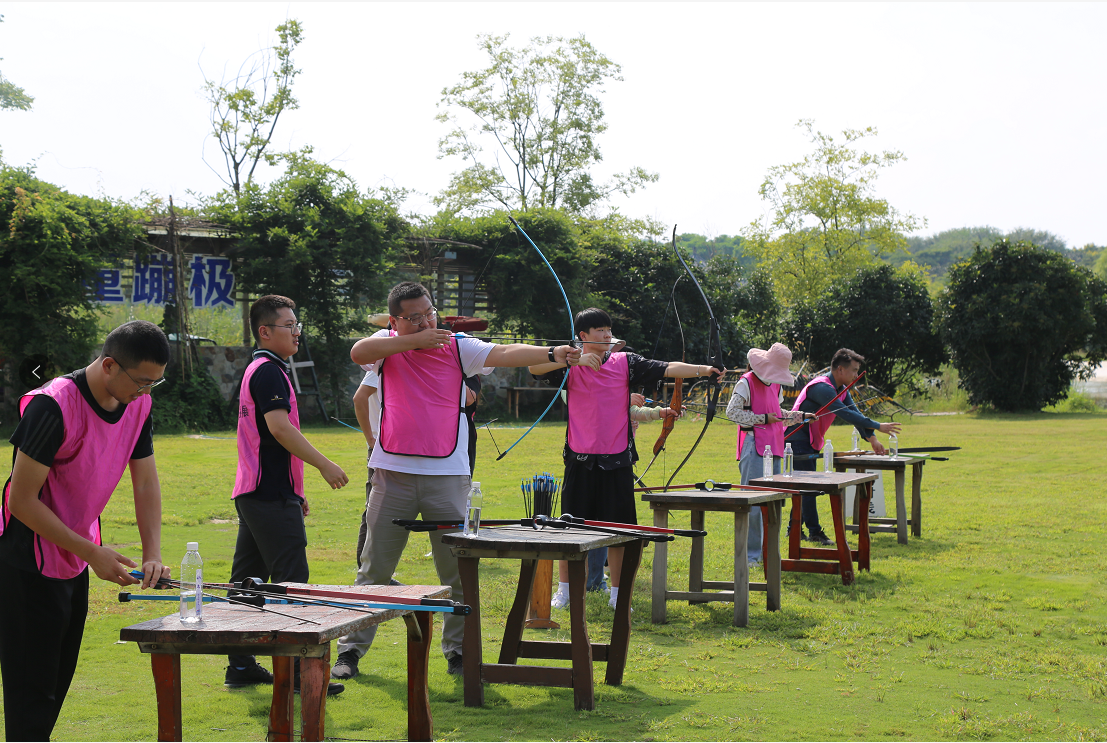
[
  {"xmin": 224, "ymin": 295, "xmax": 349, "ymax": 694},
  {"xmin": 332, "ymin": 281, "xmax": 590, "ymax": 680},
  {"xmin": 0, "ymin": 320, "xmax": 171, "ymax": 742}
]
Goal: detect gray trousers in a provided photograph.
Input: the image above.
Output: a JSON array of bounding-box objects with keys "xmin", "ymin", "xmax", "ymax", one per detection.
[
  {"xmin": 738, "ymin": 434, "xmax": 781, "ymax": 563},
  {"xmin": 338, "ymin": 468, "xmax": 469, "ymax": 658}
]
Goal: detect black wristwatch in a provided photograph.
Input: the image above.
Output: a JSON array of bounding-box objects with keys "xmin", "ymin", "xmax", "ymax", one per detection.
[{"xmin": 548, "ymin": 347, "xmax": 557, "ymax": 363}]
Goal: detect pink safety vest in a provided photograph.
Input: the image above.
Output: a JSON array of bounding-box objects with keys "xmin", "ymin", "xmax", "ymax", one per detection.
[
  {"xmin": 1, "ymin": 377, "xmax": 152, "ymax": 579},
  {"xmin": 736, "ymin": 371, "xmax": 785, "ymax": 458},
  {"xmin": 378, "ymin": 335, "xmax": 464, "ymax": 458},
  {"xmin": 566, "ymin": 352, "xmax": 631, "ymax": 455},
  {"xmin": 791, "ymin": 375, "xmax": 846, "ymax": 451},
  {"xmin": 233, "ymin": 356, "xmax": 305, "ymax": 498}
]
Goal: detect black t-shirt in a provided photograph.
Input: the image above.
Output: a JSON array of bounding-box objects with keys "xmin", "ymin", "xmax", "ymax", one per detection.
[
  {"xmin": 2, "ymin": 368, "xmax": 154, "ymax": 572},
  {"xmin": 239, "ymin": 351, "xmax": 300, "ymax": 502}
]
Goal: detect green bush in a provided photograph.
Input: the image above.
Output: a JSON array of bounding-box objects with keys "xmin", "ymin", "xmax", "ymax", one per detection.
[{"xmin": 150, "ymin": 356, "xmax": 235, "ymax": 433}]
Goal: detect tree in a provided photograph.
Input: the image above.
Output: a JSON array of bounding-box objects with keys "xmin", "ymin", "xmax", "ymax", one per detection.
[
  {"xmin": 0, "ymin": 15, "xmax": 34, "ymax": 113},
  {"xmin": 745, "ymin": 120, "xmax": 925, "ymax": 303},
  {"xmin": 782, "ymin": 263, "xmax": 945, "ymax": 396},
  {"xmin": 210, "ymin": 153, "xmax": 406, "ymax": 414},
  {"xmin": 1094, "ymin": 248, "xmax": 1107, "ymax": 282},
  {"xmin": 937, "ymin": 240, "xmax": 1107, "ymax": 411},
  {"xmin": 0, "ymin": 166, "xmax": 143, "ymax": 413},
  {"xmin": 435, "ymin": 34, "xmax": 657, "ymax": 217},
  {"xmin": 202, "ymin": 20, "xmax": 303, "ymax": 194}
]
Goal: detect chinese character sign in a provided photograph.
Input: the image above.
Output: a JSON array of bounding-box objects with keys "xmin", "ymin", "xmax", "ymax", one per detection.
[
  {"xmin": 91, "ymin": 269, "xmax": 125, "ymax": 303},
  {"xmin": 133, "ymin": 254, "xmax": 176, "ymax": 305},
  {"xmin": 190, "ymin": 256, "xmax": 235, "ymax": 309},
  {"xmin": 91, "ymin": 254, "xmax": 235, "ymax": 308}
]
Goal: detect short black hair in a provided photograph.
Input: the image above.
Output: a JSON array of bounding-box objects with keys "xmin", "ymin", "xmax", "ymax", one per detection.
[
  {"xmin": 388, "ymin": 282, "xmax": 433, "ymax": 316},
  {"xmin": 250, "ymin": 295, "xmax": 296, "ymax": 344},
  {"xmin": 102, "ymin": 320, "xmax": 170, "ymax": 369},
  {"xmin": 573, "ymin": 308, "xmax": 612, "ymax": 340},
  {"xmin": 831, "ymin": 348, "xmax": 865, "ymax": 369}
]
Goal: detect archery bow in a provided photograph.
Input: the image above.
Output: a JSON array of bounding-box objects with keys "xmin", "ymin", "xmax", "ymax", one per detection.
[
  {"xmin": 636, "ymin": 275, "xmax": 686, "ymax": 484},
  {"xmin": 784, "ymin": 370, "xmax": 867, "ymax": 441},
  {"xmin": 663, "ymin": 226, "xmax": 724, "ymax": 491},
  {"xmin": 494, "ymin": 214, "xmax": 575, "ymax": 461}
]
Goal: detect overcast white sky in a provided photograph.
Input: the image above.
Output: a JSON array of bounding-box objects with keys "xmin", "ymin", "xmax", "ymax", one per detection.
[{"xmin": 3, "ymin": 2, "xmax": 1104, "ymax": 247}]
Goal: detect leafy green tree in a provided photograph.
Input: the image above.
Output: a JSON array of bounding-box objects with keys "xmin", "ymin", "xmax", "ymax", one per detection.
[
  {"xmin": 1095, "ymin": 248, "xmax": 1107, "ymax": 282},
  {"xmin": 0, "ymin": 16, "xmax": 33, "ymax": 113},
  {"xmin": 745, "ymin": 120, "xmax": 925, "ymax": 303},
  {"xmin": 782, "ymin": 264, "xmax": 945, "ymax": 396},
  {"xmin": 202, "ymin": 20, "xmax": 303, "ymax": 194},
  {"xmin": 937, "ymin": 241, "xmax": 1107, "ymax": 411},
  {"xmin": 0, "ymin": 166, "xmax": 143, "ymax": 412},
  {"xmin": 210, "ymin": 154, "xmax": 406, "ymax": 415},
  {"xmin": 435, "ymin": 34, "xmax": 657, "ymax": 217}
]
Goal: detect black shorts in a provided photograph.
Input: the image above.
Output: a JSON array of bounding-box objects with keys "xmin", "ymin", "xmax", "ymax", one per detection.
[{"xmin": 560, "ymin": 459, "xmax": 637, "ymax": 525}]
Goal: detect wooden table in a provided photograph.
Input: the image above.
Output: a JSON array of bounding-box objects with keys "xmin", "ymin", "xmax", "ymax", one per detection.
[
  {"xmin": 441, "ymin": 525, "xmax": 644, "ymax": 711},
  {"xmin": 120, "ymin": 583, "xmax": 449, "ymax": 742},
  {"xmin": 749, "ymin": 471, "xmax": 878, "ymax": 585},
  {"xmin": 640, "ymin": 489, "xmax": 790, "ymax": 627},
  {"xmin": 835, "ymin": 453, "xmax": 927, "ymax": 544}
]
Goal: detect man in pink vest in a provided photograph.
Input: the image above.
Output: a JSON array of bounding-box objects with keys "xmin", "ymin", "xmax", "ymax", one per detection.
[
  {"xmin": 786, "ymin": 348, "xmax": 902, "ymax": 545},
  {"xmin": 530, "ymin": 307, "xmax": 724, "ymax": 611},
  {"xmin": 332, "ymin": 282, "xmax": 585, "ymax": 680},
  {"xmin": 0, "ymin": 320, "xmax": 171, "ymax": 742},
  {"xmin": 725, "ymin": 343, "xmax": 813, "ymax": 564},
  {"xmin": 224, "ymin": 295, "xmax": 349, "ymax": 694}
]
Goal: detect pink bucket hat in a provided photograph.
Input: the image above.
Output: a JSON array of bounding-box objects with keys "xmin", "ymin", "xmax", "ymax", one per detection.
[{"xmin": 746, "ymin": 343, "xmax": 795, "ymax": 385}]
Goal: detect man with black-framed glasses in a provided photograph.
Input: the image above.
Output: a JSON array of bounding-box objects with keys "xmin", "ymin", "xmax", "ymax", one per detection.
[
  {"xmin": 224, "ymin": 294, "xmax": 348, "ymax": 695},
  {"xmin": 1, "ymin": 320, "xmax": 171, "ymax": 741}
]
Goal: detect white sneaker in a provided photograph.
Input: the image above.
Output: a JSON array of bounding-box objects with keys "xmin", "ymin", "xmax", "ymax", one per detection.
[
  {"xmin": 609, "ymin": 596, "xmax": 633, "ymax": 612},
  {"xmin": 551, "ymin": 589, "xmax": 569, "ymax": 609}
]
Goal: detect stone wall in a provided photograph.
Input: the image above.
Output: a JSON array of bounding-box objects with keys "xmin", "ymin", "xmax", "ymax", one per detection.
[{"xmin": 197, "ymin": 345, "xmax": 252, "ymax": 401}]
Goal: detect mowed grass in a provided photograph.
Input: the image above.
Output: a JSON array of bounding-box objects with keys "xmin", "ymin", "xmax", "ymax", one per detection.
[{"xmin": 1, "ymin": 411, "xmax": 1105, "ymax": 741}]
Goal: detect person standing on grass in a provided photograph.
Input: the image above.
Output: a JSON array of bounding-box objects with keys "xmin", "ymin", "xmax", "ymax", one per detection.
[
  {"xmin": 331, "ymin": 281, "xmax": 587, "ymax": 681},
  {"xmin": 0, "ymin": 320, "xmax": 171, "ymax": 742},
  {"xmin": 725, "ymin": 343, "xmax": 812, "ymax": 564},
  {"xmin": 224, "ymin": 295, "xmax": 349, "ymax": 695},
  {"xmin": 530, "ymin": 307, "xmax": 723, "ymax": 611},
  {"xmin": 786, "ymin": 348, "xmax": 902, "ymax": 545}
]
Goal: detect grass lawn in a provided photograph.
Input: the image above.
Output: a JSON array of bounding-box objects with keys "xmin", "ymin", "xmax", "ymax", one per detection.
[{"xmin": 1, "ymin": 411, "xmax": 1105, "ymax": 741}]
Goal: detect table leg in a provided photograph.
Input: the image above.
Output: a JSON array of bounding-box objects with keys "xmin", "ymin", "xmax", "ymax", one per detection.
[
  {"xmin": 459, "ymin": 555, "xmax": 484, "ymax": 707},
  {"xmin": 764, "ymin": 502, "xmax": 781, "ymax": 612},
  {"xmin": 788, "ymin": 495, "xmax": 802, "ymax": 559},
  {"xmin": 268, "ymin": 656, "xmax": 294, "ymax": 742},
  {"xmin": 828, "ymin": 493, "xmax": 854, "ymax": 585},
  {"xmin": 300, "ymin": 645, "xmax": 330, "ymax": 742},
  {"xmin": 500, "ymin": 559, "xmax": 538, "ymax": 664},
  {"xmin": 404, "ymin": 611, "xmax": 434, "ymax": 742},
  {"xmin": 733, "ymin": 507, "xmax": 750, "ymax": 627},
  {"xmin": 651, "ymin": 508, "xmax": 669, "ymax": 624},
  {"xmin": 150, "ymin": 653, "xmax": 182, "ymax": 742},
  {"xmin": 911, "ymin": 463, "xmax": 923, "ymax": 538},
  {"xmin": 894, "ymin": 467, "xmax": 908, "ymax": 544},
  {"xmin": 566, "ymin": 559, "xmax": 595, "ymax": 711},
  {"xmin": 607, "ymin": 539, "xmax": 642, "ymax": 687},
  {"xmin": 858, "ymin": 481, "xmax": 872, "ymax": 571},
  {"xmin": 689, "ymin": 510, "xmax": 705, "ymax": 603}
]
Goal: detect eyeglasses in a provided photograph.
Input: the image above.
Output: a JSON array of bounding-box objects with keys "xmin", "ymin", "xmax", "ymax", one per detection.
[
  {"xmin": 265, "ymin": 322, "xmax": 303, "ymax": 335},
  {"xmin": 394, "ymin": 308, "xmax": 437, "ymax": 325},
  {"xmin": 113, "ymin": 360, "xmax": 167, "ymax": 392}
]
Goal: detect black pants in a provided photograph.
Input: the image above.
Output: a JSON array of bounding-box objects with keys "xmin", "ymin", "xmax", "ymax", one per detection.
[
  {"xmin": 0, "ymin": 567, "xmax": 88, "ymax": 741},
  {"xmin": 792, "ymin": 438, "xmax": 827, "ymax": 536},
  {"xmin": 228, "ymin": 496, "xmax": 309, "ymax": 668}
]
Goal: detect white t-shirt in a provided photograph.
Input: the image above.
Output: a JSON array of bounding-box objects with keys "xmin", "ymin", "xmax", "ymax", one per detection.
[
  {"xmin": 358, "ymin": 366, "xmax": 381, "ymax": 439},
  {"xmin": 366, "ymin": 330, "xmax": 494, "ymax": 476}
]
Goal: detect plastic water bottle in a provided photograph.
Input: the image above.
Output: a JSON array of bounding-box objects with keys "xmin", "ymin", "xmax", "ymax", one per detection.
[
  {"xmin": 822, "ymin": 439, "xmax": 834, "ymax": 473},
  {"xmin": 851, "ymin": 428, "xmax": 860, "ymax": 452},
  {"xmin": 888, "ymin": 433, "xmax": 898, "ymax": 459},
  {"xmin": 179, "ymin": 542, "xmax": 203, "ymax": 623},
  {"xmin": 463, "ymin": 482, "xmax": 483, "ymax": 536},
  {"xmin": 762, "ymin": 445, "xmax": 773, "ymax": 478},
  {"xmin": 783, "ymin": 443, "xmax": 794, "ymax": 478}
]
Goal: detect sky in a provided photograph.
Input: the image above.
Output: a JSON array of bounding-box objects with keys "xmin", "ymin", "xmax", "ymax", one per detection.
[{"xmin": 3, "ymin": 2, "xmax": 1105, "ymax": 248}]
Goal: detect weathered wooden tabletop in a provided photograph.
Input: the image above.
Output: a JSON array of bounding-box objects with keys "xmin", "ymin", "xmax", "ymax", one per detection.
[
  {"xmin": 441, "ymin": 524, "xmax": 641, "ymax": 558},
  {"xmin": 641, "ymin": 489, "xmax": 792, "ymax": 507},
  {"xmin": 750, "ymin": 470, "xmax": 878, "ymax": 492},
  {"xmin": 833, "ymin": 453, "xmax": 927, "ymax": 470}
]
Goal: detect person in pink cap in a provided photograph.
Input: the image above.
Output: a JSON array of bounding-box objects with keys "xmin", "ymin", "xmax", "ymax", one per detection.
[{"xmin": 725, "ymin": 343, "xmax": 812, "ymax": 564}]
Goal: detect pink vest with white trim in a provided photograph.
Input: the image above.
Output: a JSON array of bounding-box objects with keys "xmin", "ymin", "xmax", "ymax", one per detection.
[
  {"xmin": 378, "ymin": 336, "xmax": 464, "ymax": 458},
  {"xmin": 736, "ymin": 371, "xmax": 785, "ymax": 458},
  {"xmin": 233, "ymin": 356, "xmax": 305, "ymax": 498},
  {"xmin": 1, "ymin": 377, "xmax": 151, "ymax": 579},
  {"xmin": 566, "ymin": 352, "xmax": 630, "ymax": 455},
  {"xmin": 791, "ymin": 375, "xmax": 845, "ymax": 450}
]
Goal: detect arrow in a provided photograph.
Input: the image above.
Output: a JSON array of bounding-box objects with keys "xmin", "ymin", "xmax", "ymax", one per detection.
[{"xmin": 32, "ymin": 365, "xmax": 41, "ymax": 379}]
